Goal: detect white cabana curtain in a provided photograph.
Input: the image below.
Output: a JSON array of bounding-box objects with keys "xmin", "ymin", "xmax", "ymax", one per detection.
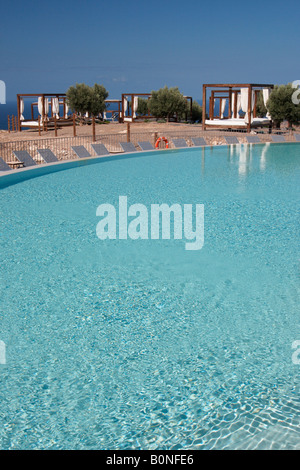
[
  {"xmin": 52, "ymin": 97, "xmax": 60, "ymax": 119},
  {"xmin": 262, "ymin": 88, "xmax": 271, "ymax": 119},
  {"xmin": 231, "ymin": 94, "xmax": 241, "ymax": 119},
  {"xmin": 123, "ymin": 96, "xmax": 128, "ymax": 117},
  {"xmin": 20, "ymin": 98, "xmax": 25, "ymax": 121},
  {"xmin": 38, "ymin": 96, "xmax": 43, "ymax": 120},
  {"xmin": 133, "ymin": 96, "xmax": 139, "ymax": 118},
  {"xmin": 220, "ymin": 99, "xmax": 226, "ymax": 118},
  {"xmin": 64, "ymin": 102, "xmax": 69, "ymax": 119},
  {"xmin": 38, "ymin": 97, "xmax": 49, "ymax": 121},
  {"xmin": 44, "ymin": 98, "xmax": 49, "ymax": 121},
  {"xmin": 240, "ymin": 88, "xmax": 255, "ymax": 123}
]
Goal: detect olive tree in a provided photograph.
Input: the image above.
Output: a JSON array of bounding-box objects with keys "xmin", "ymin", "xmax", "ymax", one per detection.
[
  {"xmin": 190, "ymin": 101, "xmax": 202, "ymax": 122},
  {"xmin": 137, "ymin": 97, "xmax": 150, "ymax": 116},
  {"xmin": 148, "ymin": 86, "xmax": 188, "ymax": 122},
  {"xmin": 267, "ymin": 84, "xmax": 300, "ymax": 127},
  {"xmin": 66, "ymin": 83, "xmax": 109, "ymax": 120}
]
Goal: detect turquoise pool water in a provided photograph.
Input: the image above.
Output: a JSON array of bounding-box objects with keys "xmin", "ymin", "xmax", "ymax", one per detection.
[{"xmin": 0, "ymin": 143, "xmax": 299, "ymax": 449}]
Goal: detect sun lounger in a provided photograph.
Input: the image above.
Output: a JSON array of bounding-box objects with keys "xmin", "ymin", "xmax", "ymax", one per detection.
[
  {"xmin": 246, "ymin": 135, "xmax": 261, "ymax": 143},
  {"xmin": 138, "ymin": 141, "xmax": 155, "ymax": 151},
  {"xmin": 13, "ymin": 150, "xmax": 36, "ymax": 167},
  {"xmin": 37, "ymin": 148, "xmax": 59, "ymax": 163},
  {"xmin": 0, "ymin": 157, "xmax": 11, "ymax": 171},
  {"xmin": 224, "ymin": 136, "xmax": 239, "ymax": 144},
  {"xmin": 71, "ymin": 146, "xmax": 92, "ymax": 158},
  {"xmin": 91, "ymin": 143, "xmax": 110, "ymax": 156},
  {"xmin": 271, "ymin": 135, "xmax": 286, "ymax": 142},
  {"xmin": 191, "ymin": 137, "xmax": 207, "ymax": 146},
  {"xmin": 172, "ymin": 138, "xmax": 188, "ymax": 148},
  {"xmin": 294, "ymin": 133, "xmax": 300, "ymax": 142},
  {"xmin": 119, "ymin": 142, "xmax": 137, "ymax": 153}
]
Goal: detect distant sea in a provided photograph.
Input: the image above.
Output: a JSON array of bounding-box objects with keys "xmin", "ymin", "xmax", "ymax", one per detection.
[
  {"xmin": 0, "ymin": 98, "xmax": 222, "ymax": 130},
  {"xmin": 0, "ymin": 101, "xmax": 19, "ymax": 130}
]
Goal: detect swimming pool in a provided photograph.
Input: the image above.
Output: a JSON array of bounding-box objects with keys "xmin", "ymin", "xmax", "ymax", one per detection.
[{"xmin": 0, "ymin": 143, "xmax": 299, "ymax": 449}]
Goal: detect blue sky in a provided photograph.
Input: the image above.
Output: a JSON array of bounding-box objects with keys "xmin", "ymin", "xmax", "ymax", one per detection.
[{"xmin": 1, "ymin": 0, "xmax": 299, "ymax": 102}]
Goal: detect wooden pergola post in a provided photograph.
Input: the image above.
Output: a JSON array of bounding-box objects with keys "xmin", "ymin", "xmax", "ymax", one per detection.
[
  {"xmin": 73, "ymin": 113, "xmax": 76, "ymax": 137},
  {"xmin": 233, "ymin": 91, "xmax": 238, "ymax": 118},
  {"xmin": 228, "ymin": 88, "xmax": 232, "ymax": 119},
  {"xmin": 127, "ymin": 122, "xmax": 130, "ymax": 142},
  {"xmin": 247, "ymin": 85, "xmax": 252, "ymax": 133},
  {"xmin": 202, "ymin": 85, "xmax": 206, "ymax": 130},
  {"xmin": 92, "ymin": 116, "xmax": 96, "ymax": 142},
  {"xmin": 17, "ymin": 95, "xmax": 21, "ymax": 131}
]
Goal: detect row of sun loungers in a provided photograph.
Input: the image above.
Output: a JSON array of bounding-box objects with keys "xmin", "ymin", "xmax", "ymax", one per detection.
[{"xmin": 1, "ymin": 134, "xmax": 300, "ymax": 172}]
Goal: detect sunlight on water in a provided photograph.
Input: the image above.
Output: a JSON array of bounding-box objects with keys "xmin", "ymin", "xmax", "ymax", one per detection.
[{"xmin": 0, "ymin": 143, "xmax": 299, "ymax": 449}]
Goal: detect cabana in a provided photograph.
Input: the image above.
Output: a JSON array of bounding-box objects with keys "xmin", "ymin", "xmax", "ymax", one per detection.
[
  {"xmin": 202, "ymin": 84, "xmax": 274, "ymax": 133},
  {"xmin": 121, "ymin": 93, "xmax": 152, "ymax": 122},
  {"xmin": 121, "ymin": 93, "xmax": 193, "ymax": 123},
  {"xmin": 17, "ymin": 93, "xmax": 72, "ymax": 131},
  {"xmin": 104, "ymin": 99, "xmax": 122, "ymax": 122}
]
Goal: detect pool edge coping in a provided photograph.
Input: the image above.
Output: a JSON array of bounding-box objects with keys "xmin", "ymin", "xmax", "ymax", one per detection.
[{"xmin": 1, "ymin": 141, "xmax": 299, "ymax": 189}]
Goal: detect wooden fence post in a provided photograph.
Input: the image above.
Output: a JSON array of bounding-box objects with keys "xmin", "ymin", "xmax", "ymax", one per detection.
[
  {"xmin": 92, "ymin": 116, "xmax": 96, "ymax": 142},
  {"xmin": 73, "ymin": 113, "xmax": 76, "ymax": 137},
  {"xmin": 127, "ymin": 122, "xmax": 130, "ymax": 142}
]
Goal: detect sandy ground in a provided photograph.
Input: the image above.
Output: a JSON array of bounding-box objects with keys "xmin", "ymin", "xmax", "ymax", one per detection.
[
  {"xmin": 1, "ymin": 120, "xmax": 299, "ymax": 167},
  {"xmin": 1, "ymin": 120, "xmax": 299, "ymax": 144}
]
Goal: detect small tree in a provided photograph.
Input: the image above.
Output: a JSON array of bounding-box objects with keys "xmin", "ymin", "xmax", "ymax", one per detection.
[
  {"xmin": 255, "ymin": 91, "xmax": 267, "ymax": 118},
  {"xmin": 267, "ymin": 84, "xmax": 300, "ymax": 128},
  {"xmin": 148, "ymin": 86, "xmax": 187, "ymax": 122},
  {"xmin": 66, "ymin": 83, "xmax": 108, "ymax": 122},
  {"xmin": 137, "ymin": 97, "xmax": 150, "ymax": 116},
  {"xmin": 190, "ymin": 101, "xmax": 202, "ymax": 123},
  {"xmin": 90, "ymin": 83, "xmax": 109, "ymax": 117}
]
